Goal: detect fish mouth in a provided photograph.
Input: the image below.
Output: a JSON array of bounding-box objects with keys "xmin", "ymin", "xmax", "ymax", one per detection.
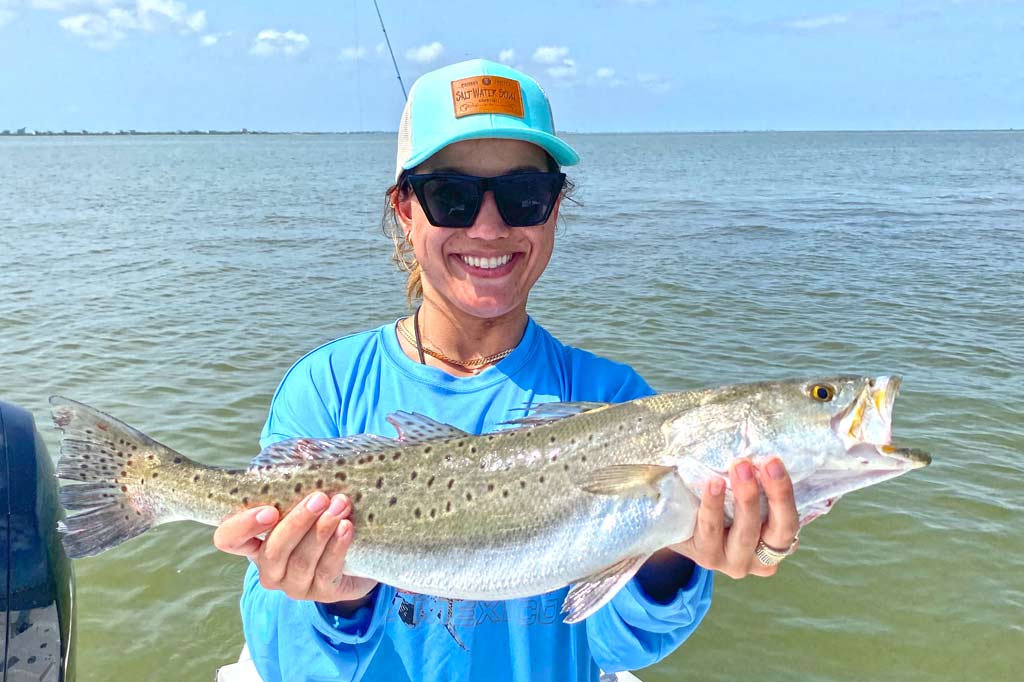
[{"xmin": 831, "ymin": 375, "xmax": 929, "ymax": 470}]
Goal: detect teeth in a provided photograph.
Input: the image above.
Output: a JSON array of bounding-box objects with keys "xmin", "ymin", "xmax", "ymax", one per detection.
[{"xmin": 461, "ymin": 254, "xmax": 512, "ymax": 269}]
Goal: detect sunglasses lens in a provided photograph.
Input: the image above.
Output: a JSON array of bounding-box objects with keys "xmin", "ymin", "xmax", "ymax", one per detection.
[
  {"xmin": 494, "ymin": 174, "xmax": 563, "ymax": 227},
  {"xmin": 421, "ymin": 177, "xmax": 481, "ymax": 228}
]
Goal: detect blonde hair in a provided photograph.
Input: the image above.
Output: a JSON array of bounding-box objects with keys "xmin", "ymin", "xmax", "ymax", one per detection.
[{"xmin": 382, "ymin": 162, "xmax": 578, "ymax": 308}]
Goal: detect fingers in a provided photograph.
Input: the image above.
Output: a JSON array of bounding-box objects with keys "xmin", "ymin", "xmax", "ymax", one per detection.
[
  {"xmin": 276, "ymin": 495, "xmax": 351, "ymax": 596},
  {"xmin": 722, "ymin": 459, "xmax": 761, "ymax": 576},
  {"xmin": 688, "ymin": 476, "xmax": 726, "ymax": 565},
  {"xmin": 213, "ymin": 506, "xmax": 280, "ymax": 558},
  {"xmin": 758, "ymin": 457, "xmax": 800, "ymax": 551}
]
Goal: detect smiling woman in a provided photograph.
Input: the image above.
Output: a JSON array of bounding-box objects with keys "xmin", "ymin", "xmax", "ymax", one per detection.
[{"xmin": 209, "ymin": 58, "xmax": 800, "ymax": 682}]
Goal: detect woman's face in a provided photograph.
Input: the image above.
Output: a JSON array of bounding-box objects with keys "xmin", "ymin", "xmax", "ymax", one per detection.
[{"xmin": 397, "ymin": 138, "xmax": 559, "ymax": 321}]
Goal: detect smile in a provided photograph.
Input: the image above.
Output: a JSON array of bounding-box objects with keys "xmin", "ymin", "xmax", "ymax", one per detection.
[{"xmin": 460, "ymin": 254, "xmax": 513, "ymax": 270}]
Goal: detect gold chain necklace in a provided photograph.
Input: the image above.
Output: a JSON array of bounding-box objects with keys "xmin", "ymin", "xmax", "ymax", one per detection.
[{"xmin": 397, "ymin": 311, "xmax": 516, "ymax": 373}]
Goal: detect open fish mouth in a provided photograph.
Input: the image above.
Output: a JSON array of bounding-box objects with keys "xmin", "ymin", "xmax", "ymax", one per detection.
[{"xmin": 832, "ymin": 375, "xmax": 929, "ymax": 469}]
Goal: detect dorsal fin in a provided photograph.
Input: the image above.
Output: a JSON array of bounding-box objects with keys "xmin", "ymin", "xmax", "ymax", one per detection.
[
  {"xmin": 386, "ymin": 411, "xmax": 470, "ymax": 443},
  {"xmin": 503, "ymin": 401, "xmax": 611, "ymax": 427},
  {"xmin": 248, "ymin": 433, "xmax": 396, "ymax": 470}
]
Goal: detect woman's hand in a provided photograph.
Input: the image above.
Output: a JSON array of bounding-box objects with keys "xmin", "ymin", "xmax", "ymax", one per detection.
[
  {"xmin": 669, "ymin": 457, "xmax": 800, "ymax": 578},
  {"xmin": 213, "ymin": 492, "xmax": 379, "ymax": 605}
]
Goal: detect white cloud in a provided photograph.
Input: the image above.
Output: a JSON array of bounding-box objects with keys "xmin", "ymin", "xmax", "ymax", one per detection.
[
  {"xmin": 546, "ymin": 58, "xmax": 576, "ymax": 80},
  {"xmin": 51, "ymin": 0, "xmax": 207, "ymax": 48},
  {"xmin": 498, "ymin": 48, "xmax": 515, "ymax": 64},
  {"xmin": 59, "ymin": 12, "xmax": 124, "ymax": 49},
  {"xmin": 339, "ymin": 45, "xmax": 367, "ymax": 60},
  {"xmin": 0, "ymin": 9, "xmax": 14, "ymax": 28},
  {"xmin": 199, "ymin": 33, "xmax": 216, "ymax": 46},
  {"xmin": 787, "ymin": 13, "xmax": 850, "ymax": 30},
  {"xmin": 595, "ymin": 67, "xmax": 615, "ymax": 79},
  {"xmin": 637, "ymin": 72, "xmax": 671, "ymax": 93},
  {"xmin": 405, "ymin": 41, "xmax": 443, "ymax": 63},
  {"xmin": 533, "ymin": 45, "xmax": 569, "ymax": 64},
  {"xmin": 375, "ymin": 41, "xmax": 385, "ymax": 55},
  {"xmin": 251, "ymin": 29, "xmax": 309, "ymax": 56}
]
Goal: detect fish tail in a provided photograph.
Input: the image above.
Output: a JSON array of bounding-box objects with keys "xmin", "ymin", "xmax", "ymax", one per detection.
[{"xmin": 50, "ymin": 396, "xmax": 191, "ymax": 558}]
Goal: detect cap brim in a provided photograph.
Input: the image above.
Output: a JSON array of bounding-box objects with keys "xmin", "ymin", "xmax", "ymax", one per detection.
[{"xmin": 401, "ymin": 128, "xmax": 579, "ymax": 174}]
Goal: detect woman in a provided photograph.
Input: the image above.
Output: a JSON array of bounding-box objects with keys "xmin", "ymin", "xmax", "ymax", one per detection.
[{"xmin": 214, "ymin": 59, "xmax": 800, "ymax": 682}]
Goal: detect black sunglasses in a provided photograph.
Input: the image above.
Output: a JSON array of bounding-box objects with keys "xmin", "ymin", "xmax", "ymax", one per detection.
[{"xmin": 403, "ymin": 171, "xmax": 566, "ymax": 228}]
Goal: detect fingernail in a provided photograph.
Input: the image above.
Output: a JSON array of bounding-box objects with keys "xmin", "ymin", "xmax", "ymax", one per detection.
[
  {"xmin": 335, "ymin": 520, "xmax": 353, "ymax": 539},
  {"xmin": 306, "ymin": 492, "xmax": 328, "ymax": 513},
  {"xmin": 709, "ymin": 478, "xmax": 725, "ymax": 496},
  {"xmin": 735, "ymin": 461, "xmax": 755, "ymax": 482},
  {"xmin": 255, "ymin": 508, "xmax": 277, "ymax": 524},
  {"xmin": 326, "ymin": 494, "xmax": 348, "ymax": 516},
  {"xmin": 767, "ymin": 458, "xmax": 786, "ymax": 481}
]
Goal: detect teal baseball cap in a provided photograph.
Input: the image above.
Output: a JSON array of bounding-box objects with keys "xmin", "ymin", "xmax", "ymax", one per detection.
[{"xmin": 395, "ymin": 58, "xmax": 579, "ymax": 181}]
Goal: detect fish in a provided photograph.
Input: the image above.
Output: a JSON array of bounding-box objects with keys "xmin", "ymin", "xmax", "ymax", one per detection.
[{"xmin": 50, "ymin": 375, "xmax": 930, "ymax": 623}]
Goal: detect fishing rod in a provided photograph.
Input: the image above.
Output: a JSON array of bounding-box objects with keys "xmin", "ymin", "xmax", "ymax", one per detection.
[{"xmin": 372, "ymin": 0, "xmax": 407, "ymax": 100}]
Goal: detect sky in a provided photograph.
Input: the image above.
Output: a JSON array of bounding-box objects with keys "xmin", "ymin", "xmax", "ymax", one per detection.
[{"xmin": 0, "ymin": 0, "xmax": 1021, "ymax": 133}]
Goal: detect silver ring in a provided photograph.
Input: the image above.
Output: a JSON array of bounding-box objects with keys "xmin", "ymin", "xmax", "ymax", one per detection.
[{"xmin": 755, "ymin": 534, "xmax": 799, "ymax": 566}]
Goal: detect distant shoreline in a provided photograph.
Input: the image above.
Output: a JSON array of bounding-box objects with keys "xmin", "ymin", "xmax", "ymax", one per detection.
[{"xmin": 0, "ymin": 128, "xmax": 1018, "ymax": 137}]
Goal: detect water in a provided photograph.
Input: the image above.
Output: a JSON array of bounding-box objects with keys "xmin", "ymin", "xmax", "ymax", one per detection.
[{"xmin": 1, "ymin": 131, "xmax": 1021, "ymax": 681}]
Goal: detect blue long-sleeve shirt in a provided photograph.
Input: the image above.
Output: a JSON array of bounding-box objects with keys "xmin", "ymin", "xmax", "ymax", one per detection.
[{"xmin": 242, "ymin": 318, "xmax": 713, "ymax": 682}]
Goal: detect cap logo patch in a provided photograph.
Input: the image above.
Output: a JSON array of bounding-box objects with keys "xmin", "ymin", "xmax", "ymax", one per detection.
[{"xmin": 450, "ymin": 75, "xmax": 524, "ymax": 119}]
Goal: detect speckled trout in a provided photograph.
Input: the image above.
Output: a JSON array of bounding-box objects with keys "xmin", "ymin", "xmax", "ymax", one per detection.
[{"xmin": 51, "ymin": 375, "xmax": 929, "ymax": 622}]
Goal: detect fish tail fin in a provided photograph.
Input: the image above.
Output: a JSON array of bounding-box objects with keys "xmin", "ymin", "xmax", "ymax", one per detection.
[{"xmin": 50, "ymin": 396, "xmax": 191, "ymax": 559}]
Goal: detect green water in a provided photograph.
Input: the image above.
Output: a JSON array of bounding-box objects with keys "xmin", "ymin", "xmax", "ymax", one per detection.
[{"xmin": 1, "ymin": 132, "xmax": 1021, "ymax": 680}]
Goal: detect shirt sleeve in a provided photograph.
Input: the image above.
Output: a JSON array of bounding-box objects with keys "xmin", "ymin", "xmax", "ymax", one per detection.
[
  {"xmin": 584, "ymin": 567, "xmax": 713, "ymax": 673},
  {"xmin": 241, "ymin": 563, "xmax": 395, "ymax": 682}
]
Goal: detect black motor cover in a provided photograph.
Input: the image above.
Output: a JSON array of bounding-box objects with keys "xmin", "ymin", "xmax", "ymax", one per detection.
[{"xmin": 0, "ymin": 400, "xmax": 76, "ymax": 681}]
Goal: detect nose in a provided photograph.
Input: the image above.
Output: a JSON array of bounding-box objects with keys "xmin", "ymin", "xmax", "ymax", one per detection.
[{"xmin": 464, "ymin": 191, "xmax": 510, "ymax": 239}]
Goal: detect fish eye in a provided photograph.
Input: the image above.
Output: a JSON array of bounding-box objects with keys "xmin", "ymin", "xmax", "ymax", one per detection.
[{"xmin": 808, "ymin": 383, "xmax": 837, "ymax": 402}]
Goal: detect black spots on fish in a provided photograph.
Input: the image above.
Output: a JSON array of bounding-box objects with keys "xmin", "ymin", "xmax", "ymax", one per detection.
[
  {"xmin": 173, "ymin": 457, "xmax": 182, "ymax": 464},
  {"xmin": 563, "ymin": 464, "xmax": 570, "ymax": 472},
  {"xmin": 208, "ymin": 492, "xmax": 214, "ymax": 498},
  {"xmin": 551, "ymin": 454, "xmax": 558, "ymax": 462},
  {"xmin": 457, "ymin": 441, "xmax": 466, "ymax": 448},
  {"xmin": 283, "ymin": 472, "xmax": 292, "ymax": 481},
  {"xmin": 120, "ymin": 470, "xmax": 127, "ymax": 477},
  {"xmin": 410, "ymin": 471, "xmax": 418, "ymax": 481},
  {"xmin": 479, "ymin": 462, "xmax": 486, "ymax": 470},
  {"xmin": 549, "ymin": 436, "xmax": 557, "ymax": 444},
  {"xmin": 375, "ymin": 477, "xmax": 384, "ymax": 489},
  {"xmin": 378, "ymin": 454, "xmax": 387, "ymax": 462},
  {"xmin": 355, "ymin": 492, "xmax": 363, "ymax": 503},
  {"xmin": 273, "ymin": 501, "xmax": 282, "ymax": 512},
  {"xmin": 446, "ymin": 500, "xmax": 452, "ymax": 513},
  {"xmin": 465, "ymin": 491, "xmax": 473, "ymax": 501},
  {"xmin": 336, "ymin": 471, "xmax": 347, "ymax": 482},
  {"xmin": 430, "ymin": 509, "xmax": 437, "ymax": 519},
  {"xmin": 539, "ymin": 475, "xmax": 546, "ymax": 484},
  {"xmin": 120, "ymin": 485, "xmax": 127, "ymax": 492},
  {"xmin": 447, "ymin": 479, "xmax": 455, "ymax": 490},
  {"xmin": 306, "ymin": 463, "xmax": 321, "ymax": 471},
  {"xmin": 581, "ymin": 455, "xmax": 588, "ymax": 463},
  {"xmin": 587, "ymin": 434, "xmax": 594, "ymax": 442},
  {"xmin": 261, "ymin": 484, "xmax": 270, "ymax": 494},
  {"xmin": 147, "ymin": 454, "xmax": 155, "ymax": 460},
  {"xmin": 519, "ymin": 480, "xmax": 526, "ymax": 489},
  {"xmin": 487, "ymin": 434, "xmax": 495, "ymax": 441},
  {"xmin": 424, "ymin": 446, "xmax": 433, "ymax": 454},
  {"xmin": 82, "ymin": 454, "xmax": 91, "ymax": 460},
  {"xmin": 470, "ymin": 446, "xmax": 478, "ymax": 454},
  {"xmin": 139, "ymin": 478, "xmax": 144, "ymax": 485},
  {"xmin": 315, "ymin": 478, "xmax": 324, "ymax": 489},
  {"xmin": 151, "ymin": 472, "xmax": 158, "ymax": 478},
  {"xmin": 487, "ymin": 483, "xmax": 495, "ymax": 493},
  {"xmin": 194, "ymin": 475, "xmax": 202, "ymax": 483},
  {"xmin": 426, "ymin": 476, "xmax": 435, "ymax": 487},
  {"xmin": 242, "ymin": 497, "xmax": 249, "ymax": 505},
  {"xmin": 389, "ymin": 496, "xmax": 398, "ymax": 507},
  {"xmin": 294, "ymin": 483, "xmax": 303, "ymax": 494},
  {"xmin": 367, "ymin": 512, "xmax": 375, "ymax": 523},
  {"xmin": 393, "ymin": 453, "xmax": 402, "ymax": 461},
  {"xmin": 337, "ymin": 458, "xmax": 346, "ymax": 466},
  {"xmin": 617, "ymin": 425, "xmax": 624, "ymax": 432},
  {"xmin": 229, "ymin": 487, "xmax": 239, "ymax": 495},
  {"xmin": 502, "ymin": 490, "xmax": 510, "ymax": 498},
  {"xmin": 414, "ymin": 508, "xmax": 422, "ymax": 519}
]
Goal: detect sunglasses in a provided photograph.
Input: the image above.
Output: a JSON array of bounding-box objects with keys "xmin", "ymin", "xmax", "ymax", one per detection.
[{"xmin": 403, "ymin": 171, "xmax": 566, "ymax": 228}]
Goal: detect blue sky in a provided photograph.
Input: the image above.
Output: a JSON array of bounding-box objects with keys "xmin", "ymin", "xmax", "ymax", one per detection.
[{"xmin": 0, "ymin": 0, "xmax": 1021, "ymax": 132}]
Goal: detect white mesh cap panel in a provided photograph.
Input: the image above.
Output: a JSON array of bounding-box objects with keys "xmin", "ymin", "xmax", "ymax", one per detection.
[{"xmin": 395, "ymin": 97, "xmax": 413, "ymax": 181}]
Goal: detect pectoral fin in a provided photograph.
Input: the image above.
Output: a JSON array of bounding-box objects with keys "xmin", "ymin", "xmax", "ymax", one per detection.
[
  {"xmin": 561, "ymin": 553, "xmax": 649, "ymax": 624},
  {"xmin": 579, "ymin": 464, "xmax": 677, "ymax": 498}
]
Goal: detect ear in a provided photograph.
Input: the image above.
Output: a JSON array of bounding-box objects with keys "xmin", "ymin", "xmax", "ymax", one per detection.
[{"xmin": 393, "ymin": 185, "xmax": 415, "ymax": 237}]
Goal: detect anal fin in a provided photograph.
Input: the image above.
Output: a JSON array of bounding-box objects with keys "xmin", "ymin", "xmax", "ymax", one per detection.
[{"xmin": 561, "ymin": 554, "xmax": 649, "ymax": 624}]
